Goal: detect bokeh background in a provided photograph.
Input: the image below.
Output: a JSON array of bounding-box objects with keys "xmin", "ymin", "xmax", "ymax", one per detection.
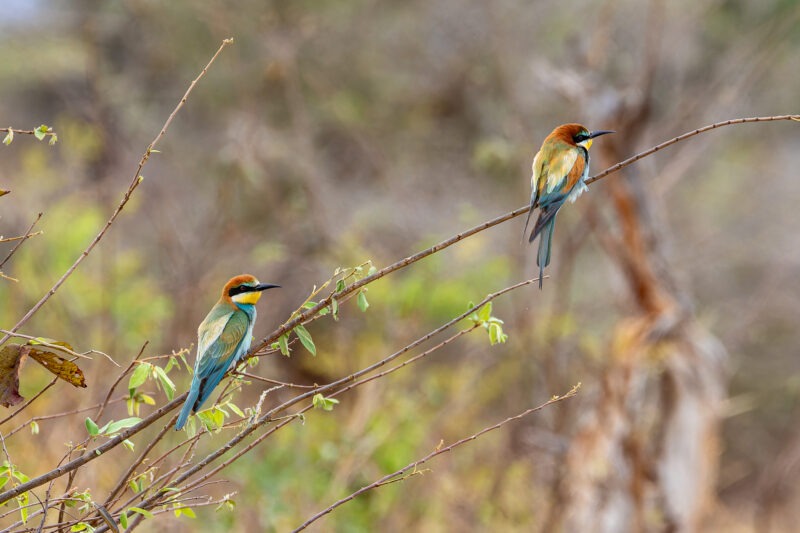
[{"xmin": 1, "ymin": 1, "xmax": 799, "ymax": 531}]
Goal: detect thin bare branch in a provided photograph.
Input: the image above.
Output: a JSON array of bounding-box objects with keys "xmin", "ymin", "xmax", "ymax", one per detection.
[
  {"xmin": 0, "ymin": 37, "xmax": 234, "ymax": 350},
  {"xmin": 292, "ymin": 384, "xmax": 582, "ymax": 531},
  {"xmin": 586, "ymin": 114, "xmax": 800, "ymax": 185},
  {"xmin": 0, "ymin": 213, "xmax": 42, "ymax": 269},
  {"xmin": 109, "ymin": 279, "xmax": 537, "ymax": 523},
  {"xmin": 247, "ymin": 114, "xmax": 800, "ymax": 366}
]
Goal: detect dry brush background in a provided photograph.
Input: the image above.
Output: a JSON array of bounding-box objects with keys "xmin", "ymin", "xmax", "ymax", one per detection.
[{"xmin": 1, "ymin": 1, "xmax": 800, "ymax": 531}]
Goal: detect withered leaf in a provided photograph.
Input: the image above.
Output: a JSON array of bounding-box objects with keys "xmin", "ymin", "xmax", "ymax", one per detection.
[
  {"xmin": 0, "ymin": 340, "xmax": 88, "ymax": 409},
  {"xmin": 0, "ymin": 345, "xmax": 24, "ymax": 407},
  {"xmin": 27, "ymin": 345, "xmax": 87, "ymax": 388}
]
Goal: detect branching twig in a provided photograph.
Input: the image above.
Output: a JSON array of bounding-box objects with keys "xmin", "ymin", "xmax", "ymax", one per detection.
[
  {"xmin": 3, "ymin": 108, "xmax": 796, "ymax": 523},
  {"xmin": 0, "ymin": 213, "xmax": 42, "ymax": 269},
  {"xmin": 0, "ymin": 127, "xmax": 58, "ymax": 138},
  {"xmin": 106, "ymin": 279, "xmax": 537, "ymax": 523},
  {"xmin": 247, "ymin": 114, "xmax": 800, "ymax": 366},
  {"xmin": 0, "ymin": 37, "xmax": 234, "ymax": 351},
  {"xmin": 292, "ymin": 383, "xmax": 582, "ymax": 531},
  {"xmin": 586, "ymin": 114, "xmax": 800, "ymax": 185}
]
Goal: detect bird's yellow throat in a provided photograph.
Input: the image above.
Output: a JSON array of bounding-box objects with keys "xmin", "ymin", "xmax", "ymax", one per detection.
[{"xmin": 232, "ymin": 291, "xmax": 262, "ymax": 305}]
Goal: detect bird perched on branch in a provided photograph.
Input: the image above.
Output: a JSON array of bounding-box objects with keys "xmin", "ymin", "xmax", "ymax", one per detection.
[
  {"xmin": 175, "ymin": 274, "xmax": 280, "ymax": 430},
  {"xmin": 523, "ymin": 123, "xmax": 613, "ymax": 288}
]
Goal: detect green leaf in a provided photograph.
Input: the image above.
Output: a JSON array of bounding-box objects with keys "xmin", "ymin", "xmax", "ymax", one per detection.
[
  {"xmin": 48, "ymin": 134, "xmax": 58, "ymax": 145},
  {"xmin": 212, "ymin": 408, "xmax": 225, "ymax": 429},
  {"xmin": 357, "ymin": 290, "xmax": 369, "ymax": 312},
  {"xmin": 153, "ymin": 365, "xmax": 175, "ymax": 400},
  {"xmin": 216, "ymin": 498, "xmax": 236, "ymax": 512},
  {"xmin": 3, "ymin": 130, "xmax": 12, "ymax": 146},
  {"xmin": 128, "ymin": 507, "xmax": 154, "ymax": 519},
  {"xmin": 128, "ymin": 363, "xmax": 151, "ymax": 391},
  {"xmin": 18, "ymin": 491, "xmax": 29, "ymax": 523},
  {"xmin": 477, "ymin": 302, "xmax": 492, "ymax": 323},
  {"xmin": 331, "ymin": 298, "xmax": 339, "ymax": 320},
  {"xmin": 122, "ymin": 439, "xmax": 135, "ymax": 452},
  {"xmin": 312, "ymin": 393, "xmax": 339, "ymax": 411},
  {"xmin": 175, "ymin": 506, "xmax": 197, "ymax": 518},
  {"xmin": 488, "ymin": 322, "xmax": 508, "ymax": 345},
  {"xmin": 335, "ymin": 279, "xmax": 346, "ymax": 292},
  {"xmin": 0, "ymin": 478, "xmax": 7, "ymax": 490},
  {"xmin": 12, "ymin": 468, "xmax": 29, "ymax": 483},
  {"xmin": 119, "ymin": 511, "xmax": 128, "ymax": 529},
  {"xmin": 367, "ymin": 265, "xmax": 377, "ymax": 276},
  {"xmin": 278, "ymin": 334, "xmax": 289, "ymax": 356},
  {"xmin": 294, "ymin": 325, "xmax": 316, "ymax": 356},
  {"xmin": 85, "ymin": 417, "xmax": 99, "ymax": 436},
  {"xmin": 33, "ymin": 125, "xmax": 48, "ymax": 141},
  {"xmin": 30, "ymin": 421, "xmax": 39, "ymax": 435},
  {"xmin": 228, "ymin": 402, "xmax": 245, "ymax": 418},
  {"xmin": 186, "ymin": 414, "xmax": 197, "ymax": 437},
  {"xmin": 302, "ymin": 301, "xmax": 317, "ymax": 309},
  {"xmin": 100, "ymin": 417, "xmax": 141, "ymax": 436}
]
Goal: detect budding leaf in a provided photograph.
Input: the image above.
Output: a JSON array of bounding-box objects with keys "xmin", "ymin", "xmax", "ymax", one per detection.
[
  {"xmin": 357, "ymin": 290, "xmax": 369, "ymax": 312},
  {"xmin": 294, "ymin": 325, "xmax": 316, "ymax": 356}
]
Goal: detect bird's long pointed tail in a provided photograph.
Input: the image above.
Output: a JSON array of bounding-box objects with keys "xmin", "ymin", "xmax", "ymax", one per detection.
[
  {"xmin": 175, "ymin": 381, "xmax": 200, "ymax": 430},
  {"xmin": 521, "ymin": 202, "xmax": 536, "ymax": 244},
  {"xmin": 536, "ymin": 217, "xmax": 556, "ymax": 289}
]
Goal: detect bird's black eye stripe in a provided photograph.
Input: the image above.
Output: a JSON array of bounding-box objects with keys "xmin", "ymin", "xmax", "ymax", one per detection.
[
  {"xmin": 228, "ymin": 285, "xmax": 252, "ymax": 297},
  {"xmin": 574, "ymin": 133, "xmax": 589, "ymax": 142}
]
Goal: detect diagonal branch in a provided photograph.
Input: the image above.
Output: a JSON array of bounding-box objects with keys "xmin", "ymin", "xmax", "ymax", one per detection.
[
  {"xmin": 0, "ymin": 38, "xmax": 234, "ymax": 351},
  {"xmin": 586, "ymin": 114, "xmax": 800, "ymax": 185},
  {"xmin": 292, "ymin": 384, "xmax": 582, "ymax": 532},
  {"xmin": 0, "ymin": 213, "xmax": 42, "ymax": 269},
  {"xmin": 248, "ymin": 115, "xmax": 800, "ymax": 361}
]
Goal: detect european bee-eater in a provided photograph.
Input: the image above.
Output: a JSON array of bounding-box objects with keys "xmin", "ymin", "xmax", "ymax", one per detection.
[
  {"xmin": 523, "ymin": 123, "xmax": 613, "ymax": 288},
  {"xmin": 175, "ymin": 274, "xmax": 280, "ymax": 430}
]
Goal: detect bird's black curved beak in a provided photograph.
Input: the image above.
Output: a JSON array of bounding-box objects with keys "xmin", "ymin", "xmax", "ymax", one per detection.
[
  {"xmin": 253, "ymin": 283, "xmax": 281, "ymax": 292},
  {"xmin": 589, "ymin": 130, "xmax": 615, "ymax": 139}
]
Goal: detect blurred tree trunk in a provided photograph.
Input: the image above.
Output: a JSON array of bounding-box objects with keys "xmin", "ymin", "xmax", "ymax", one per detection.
[{"xmin": 548, "ymin": 111, "xmax": 728, "ymax": 532}]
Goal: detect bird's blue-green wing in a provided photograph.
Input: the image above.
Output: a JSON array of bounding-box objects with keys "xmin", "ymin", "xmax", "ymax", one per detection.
[{"xmin": 194, "ymin": 309, "xmax": 251, "ymax": 409}]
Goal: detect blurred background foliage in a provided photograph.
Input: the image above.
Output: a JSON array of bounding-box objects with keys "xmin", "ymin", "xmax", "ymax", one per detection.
[{"xmin": 1, "ymin": 0, "xmax": 799, "ymax": 531}]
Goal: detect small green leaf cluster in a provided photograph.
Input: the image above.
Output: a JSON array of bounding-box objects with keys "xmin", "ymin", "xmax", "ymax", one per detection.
[
  {"xmin": 186, "ymin": 399, "xmax": 246, "ymax": 435},
  {"xmin": 312, "ymin": 393, "xmax": 340, "ymax": 411},
  {"xmin": 468, "ymin": 301, "xmax": 509, "ymax": 345},
  {"xmin": 121, "ymin": 507, "xmax": 154, "ymax": 528},
  {"xmin": 0, "ymin": 462, "xmax": 30, "ymax": 524},
  {"xmin": 2, "ymin": 124, "xmax": 58, "ymax": 146},
  {"xmin": 271, "ymin": 261, "xmax": 376, "ymax": 358},
  {"xmin": 84, "ymin": 416, "xmax": 141, "ymax": 451},
  {"xmin": 64, "ymin": 489, "xmax": 94, "ymax": 531},
  {"xmin": 127, "ymin": 357, "xmax": 181, "ymax": 415}
]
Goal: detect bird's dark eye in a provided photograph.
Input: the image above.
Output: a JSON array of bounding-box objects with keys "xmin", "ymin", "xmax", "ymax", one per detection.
[
  {"xmin": 574, "ymin": 133, "xmax": 589, "ymax": 142},
  {"xmin": 228, "ymin": 285, "xmax": 249, "ymax": 297}
]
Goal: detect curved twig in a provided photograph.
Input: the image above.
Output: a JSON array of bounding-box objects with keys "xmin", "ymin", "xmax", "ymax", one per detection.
[
  {"xmin": 0, "ymin": 38, "xmax": 234, "ymax": 351},
  {"xmin": 292, "ymin": 384, "xmax": 581, "ymax": 531}
]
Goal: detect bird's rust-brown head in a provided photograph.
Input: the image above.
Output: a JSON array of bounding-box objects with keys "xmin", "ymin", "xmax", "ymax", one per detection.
[
  {"xmin": 545, "ymin": 123, "xmax": 614, "ymax": 150},
  {"xmin": 221, "ymin": 274, "xmax": 280, "ymax": 306}
]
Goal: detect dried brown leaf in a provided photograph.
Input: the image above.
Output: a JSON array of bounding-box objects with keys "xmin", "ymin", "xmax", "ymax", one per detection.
[
  {"xmin": 28, "ymin": 346, "xmax": 87, "ymax": 388},
  {"xmin": 0, "ymin": 345, "xmax": 24, "ymax": 407}
]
